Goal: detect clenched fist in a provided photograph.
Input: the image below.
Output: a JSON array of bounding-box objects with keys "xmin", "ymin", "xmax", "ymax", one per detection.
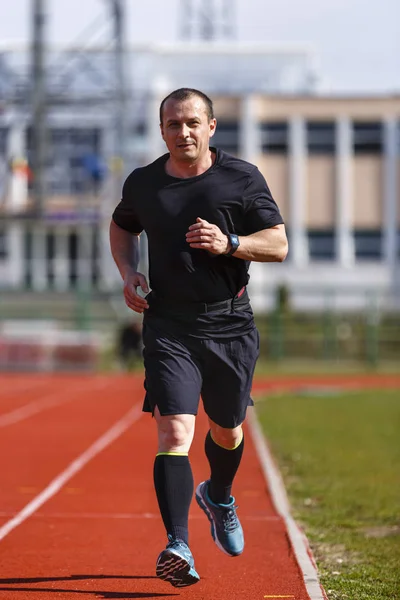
[{"xmin": 186, "ymin": 217, "xmax": 229, "ymax": 255}]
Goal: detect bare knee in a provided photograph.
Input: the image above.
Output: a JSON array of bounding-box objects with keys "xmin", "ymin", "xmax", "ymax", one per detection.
[
  {"xmin": 208, "ymin": 419, "xmax": 243, "ymax": 450},
  {"xmin": 155, "ymin": 409, "xmax": 195, "ymax": 453}
]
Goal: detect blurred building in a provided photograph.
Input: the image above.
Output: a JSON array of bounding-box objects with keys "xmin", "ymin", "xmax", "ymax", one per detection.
[{"xmin": 0, "ymin": 41, "xmax": 399, "ymax": 310}]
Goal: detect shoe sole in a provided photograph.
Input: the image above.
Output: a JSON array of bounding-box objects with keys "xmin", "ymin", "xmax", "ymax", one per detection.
[
  {"xmin": 156, "ymin": 549, "xmax": 200, "ymax": 588},
  {"xmin": 195, "ymin": 483, "xmax": 243, "ymax": 557}
]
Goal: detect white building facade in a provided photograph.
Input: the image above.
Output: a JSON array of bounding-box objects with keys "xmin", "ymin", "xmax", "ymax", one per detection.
[{"xmin": 0, "ymin": 43, "xmax": 399, "ymax": 311}]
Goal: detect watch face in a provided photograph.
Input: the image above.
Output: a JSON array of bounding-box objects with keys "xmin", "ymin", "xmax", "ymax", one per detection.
[{"xmin": 228, "ymin": 233, "xmax": 240, "ymax": 255}]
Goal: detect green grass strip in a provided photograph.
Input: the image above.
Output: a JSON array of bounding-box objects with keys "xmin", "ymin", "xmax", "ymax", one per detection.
[{"xmin": 255, "ymin": 389, "xmax": 400, "ymax": 600}]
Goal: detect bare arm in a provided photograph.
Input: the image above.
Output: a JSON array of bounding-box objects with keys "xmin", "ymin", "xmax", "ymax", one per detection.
[
  {"xmin": 109, "ymin": 219, "xmax": 140, "ymax": 278},
  {"xmin": 230, "ymin": 224, "xmax": 288, "ymax": 262},
  {"xmin": 109, "ymin": 219, "xmax": 149, "ymax": 313},
  {"xmin": 186, "ymin": 218, "xmax": 288, "ymax": 263}
]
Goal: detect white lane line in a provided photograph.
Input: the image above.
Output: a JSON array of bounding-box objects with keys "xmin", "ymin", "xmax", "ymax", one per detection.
[
  {"xmin": 0, "ymin": 404, "xmax": 142, "ymax": 541},
  {"xmin": 247, "ymin": 406, "xmax": 328, "ymax": 600},
  {"xmin": 0, "ymin": 380, "xmax": 110, "ymax": 428},
  {"xmin": 0, "ymin": 511, "xmax": 280, "ymax": 521}
]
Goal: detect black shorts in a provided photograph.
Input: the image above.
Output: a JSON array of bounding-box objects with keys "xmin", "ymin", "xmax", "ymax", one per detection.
[{"xmin": 142, "ymin": 319, "xmax": 259, "ymax": 429}]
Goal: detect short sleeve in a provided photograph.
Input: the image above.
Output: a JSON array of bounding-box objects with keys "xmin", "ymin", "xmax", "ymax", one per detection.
[
  {"xmin": 242, "ymin": 167, "xmax": 284, "ymax": 234},
  {"xmin": 112, "ymin": 171, "xmax": 143, "ymax": 234}
]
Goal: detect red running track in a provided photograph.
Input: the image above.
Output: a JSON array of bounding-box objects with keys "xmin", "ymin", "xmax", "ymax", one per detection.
[{"xmin": 1, "ymin": 372, "xmax": 398, "ymax": 599}]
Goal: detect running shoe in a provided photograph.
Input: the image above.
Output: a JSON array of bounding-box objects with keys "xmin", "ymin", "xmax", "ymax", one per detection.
[
  {"xmin": 156, "ymin": 535, "xmax": 200, "ymax": 587},
  {"xmin": 195, "ymin": 480, "xmax": 244, "ymax": 557}
]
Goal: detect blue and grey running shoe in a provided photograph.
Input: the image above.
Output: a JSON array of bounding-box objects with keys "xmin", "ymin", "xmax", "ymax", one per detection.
[
  {"xmin": 156, "ymin": 534, "xmax": 200, "ymax": 588},
  {"xmin": 195, "ymin": 480, "xmax": 244, "ymax": 557}
]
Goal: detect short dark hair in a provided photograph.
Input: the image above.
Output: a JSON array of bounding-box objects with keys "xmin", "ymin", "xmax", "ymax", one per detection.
[{"xmin": 159, "ymin": 88, "xmax": 214, "ymax": 124}]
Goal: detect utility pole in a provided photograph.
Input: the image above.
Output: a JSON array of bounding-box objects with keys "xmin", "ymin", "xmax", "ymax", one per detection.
[
  {"xmin": 110, "ymin": 0, "xmax": 127, "ymax": 195},
  {"xmin": 222, "ymin": 0, "xmax": 235, "ymax": 39},
  {"xmin": 200, "ymin": 0, "xmax": 215, "ymax": 40},
  {"xmin": 98, "ymin": 0, "xmax": 129, "ymax": 291},
  {"xmin": 31, "ymin": 0, "xmax": 47, "ymax": 218},
  {"xmin": 180, "ymin": 0, "xmax": 236, "ymax": 41}
]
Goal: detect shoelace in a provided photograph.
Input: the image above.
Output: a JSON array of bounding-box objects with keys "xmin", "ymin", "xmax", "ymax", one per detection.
[{"xmin": 221, "ymin": 505, "xmax": 240, "ymax": 533}]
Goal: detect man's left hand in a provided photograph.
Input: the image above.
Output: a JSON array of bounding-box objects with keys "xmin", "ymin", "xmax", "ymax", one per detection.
[{"xmin": 186, "ymin": 217, "xmax": 229, "ymax": 255}]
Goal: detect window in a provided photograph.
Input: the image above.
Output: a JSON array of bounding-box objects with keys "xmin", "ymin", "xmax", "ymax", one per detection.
[
  {"xmin": 397, "ymin": 122, "xmax": 400, "ymax": 153},
  {"xmin": 307, "ymin": 121, "xmax": 335, "ymax": 154},
  {"xmin": 133, "ymin": 122, "xmax": 146, "ymax": 136},
  {"xmin": 308, "ymin": 230, "xmax": 336, "ymax": 261},
  {"xmin": 213, "ymin": 121, "xmax": 239, "ymax": 154},
  {"xmin": 354, "ymin": 230, "xmax": 382, "ymax": 260},
  {"xmin": 261, "ymin": 122, "xmax": 288, "ymax": 153},
  {"xmin": 353, "ymin": 122, "xmax": 382, "ymax": 154},
  {"xmin": 0, "ymin": 229, "xmax": 7, "ymax": 259},
  {"xmin": 23, "ymin": 230, "xmax": 32, "ymax": 288},
  {"xmin": 69, "ymin": 232, "xmax": 78, "ymax": 284},
  {"xmin": 26, "ymin": 126, "xmax": 103, "ymax": 195},
  {"xmin": 0, "ymin": 128, "xmax": 8, "ymax": 155},
  {"xmin": 46, "ymin": 231, "xmax": 55, "ymax": 286},
  {"xmin": 92, "ymin": 227, "xmax": 99, "ymax": 284}
]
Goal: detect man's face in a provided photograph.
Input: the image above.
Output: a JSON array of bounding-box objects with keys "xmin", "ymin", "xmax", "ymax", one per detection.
[{"xmin": 160, "ymin": 96, "xmax": 216, "ymax": 163}]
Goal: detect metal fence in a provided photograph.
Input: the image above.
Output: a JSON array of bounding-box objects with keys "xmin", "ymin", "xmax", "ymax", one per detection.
[
  {"xmin": 0, "ymin": 286, "xmax": 399, "ymax": 371},
  {"xmin": 254, "ymin": 284, "xmax": 400, "ymax": 366},
  {"xmin": 255, "ymin": 310, "xmax": 400, "ymax": 366}
]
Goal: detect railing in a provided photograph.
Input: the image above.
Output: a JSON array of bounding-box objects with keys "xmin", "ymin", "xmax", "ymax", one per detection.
[
  {"xmin": 0, "ymin": 288, "xmax": 399, "ymax": 371},
  {"xmin": 254, "ymin": 285, "xmax": 400, "ymax": 366},
  {"xmin": 255, "ymin": 311, "xmax": 400, "ymax": 366}
]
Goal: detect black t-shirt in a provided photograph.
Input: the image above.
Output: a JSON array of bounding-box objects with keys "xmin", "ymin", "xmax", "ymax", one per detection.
[{"xmin": 112, "ymin": 147, "xmax": 284, "ymax": 306}]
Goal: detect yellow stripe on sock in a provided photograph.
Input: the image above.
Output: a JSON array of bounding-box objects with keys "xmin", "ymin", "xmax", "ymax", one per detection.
[
  {"xmin": 210, "ymin": 430, "xmax": 243, "ymax": 451},
  {"xmin": 156, "ymin": 452, "xmax": 188, "ymax": 457}
]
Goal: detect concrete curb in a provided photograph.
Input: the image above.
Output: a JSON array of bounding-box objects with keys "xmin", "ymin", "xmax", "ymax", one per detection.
[{"xmin": 247, "ymin": 406, "xmax": 328, "ymax": 600}]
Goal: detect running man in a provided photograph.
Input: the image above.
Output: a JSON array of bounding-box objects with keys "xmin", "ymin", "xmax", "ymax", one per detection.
[{"xmin": 110, "ymin": 87, "xmax": 288, "ymax": 587}]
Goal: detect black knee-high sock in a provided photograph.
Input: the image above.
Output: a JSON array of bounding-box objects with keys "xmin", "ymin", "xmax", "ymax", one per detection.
[
  {"xmin": 153, "ymin": 454, "xmax": 193, "ymax": 545},
  {"xmin": 205, "ymin": 430, "xmax": 244, "ymax": 504}
]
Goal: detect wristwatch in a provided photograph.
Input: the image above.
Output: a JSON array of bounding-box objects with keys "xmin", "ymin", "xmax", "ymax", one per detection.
[{"xmin": 225, "ymin": 233, "xmax": 240, "ymax": 256}]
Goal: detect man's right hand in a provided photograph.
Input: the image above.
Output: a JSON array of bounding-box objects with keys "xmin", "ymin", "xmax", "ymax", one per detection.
[{"xmin": 123, "ymin": 270, "xmax": 150, "ymax": 313}]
